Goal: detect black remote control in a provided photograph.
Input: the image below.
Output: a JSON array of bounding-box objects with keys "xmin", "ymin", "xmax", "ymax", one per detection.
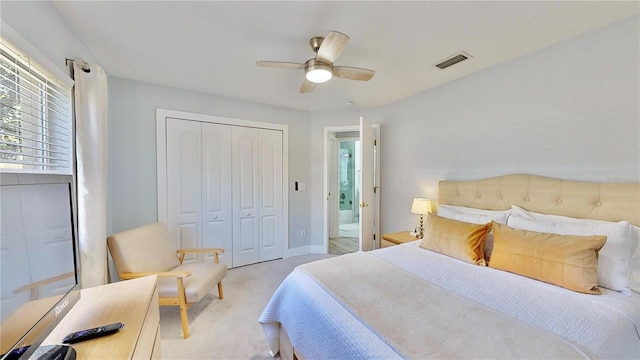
[{"xmin": 62, "ymin": 322, "xmax": 124, "ymax": 344}]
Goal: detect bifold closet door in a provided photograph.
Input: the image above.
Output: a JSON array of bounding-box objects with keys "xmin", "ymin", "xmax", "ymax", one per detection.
[
  {"xmin": 166, "ymin": 119, "xmax": 233, "ymax": 267},
  {"xmin": 257, "ymin": 129, "xmax": 283, "ymax": 262},
  {"xmin": 232, "ymin": 127, "xmax": 260, "ymax": 267},
  {"xmin": 166, "ymin": 118, "xmax": 283, "ymax": 268},
  {"xmin": 166, "ymin": 118, "xmax": 202, "ymax": 262},
  {"xmin": 201, "ymin": 123, "xmax": 233, "ymax": 268},
  {"xmin": 232, "ymin": 127, "xmax": 283, "ymax": 267}
]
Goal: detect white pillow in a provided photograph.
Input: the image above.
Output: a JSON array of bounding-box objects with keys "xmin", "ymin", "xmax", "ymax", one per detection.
[
  {"xmin": 437, "ymin": 205, "xmax": 511, "ymax": 261},
  {"xmin": 508, "ymin": 205, "xmax": 635, "ymax": 292},
  {"xmin": 437, "ymin": 204, "xmax": 511, "ymax": 224}
]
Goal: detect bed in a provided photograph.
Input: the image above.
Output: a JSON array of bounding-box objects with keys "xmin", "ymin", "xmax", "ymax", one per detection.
[{"xmin": 259, "ymin": 174, "xmax": 640, "ymax": 359}]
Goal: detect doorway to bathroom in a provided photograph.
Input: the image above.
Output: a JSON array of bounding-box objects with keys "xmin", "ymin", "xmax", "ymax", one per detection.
[
  {"xmin": 323, "ymin": 118, "xmax": 380, "ymax": 256},
  {"xmin": 332, "ymin": 138, "xmax": 360, "ymax": 254}
]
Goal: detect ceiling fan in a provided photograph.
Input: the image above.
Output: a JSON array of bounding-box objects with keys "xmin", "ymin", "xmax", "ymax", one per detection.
[{"xmin": 256, "ymin": 30, "xmax": 375, "ymax": 93}]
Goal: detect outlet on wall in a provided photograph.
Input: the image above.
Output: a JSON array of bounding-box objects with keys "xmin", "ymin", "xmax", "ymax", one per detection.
[{"xmin": 300, "ymin": 230, "xmax": 306, "ymax": 238}]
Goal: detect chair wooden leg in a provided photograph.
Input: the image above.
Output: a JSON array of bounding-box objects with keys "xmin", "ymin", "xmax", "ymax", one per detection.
[
  {"xmin": 177, "ymin": 278, "xmax": 190, "ymax": 339},
  {"xmin": 217, "ymin": 281, "xmax": 224, "ymax": 300},
  {"xmin": 179, "ymin": 303, "xmax": 189, "ymax": 339}
]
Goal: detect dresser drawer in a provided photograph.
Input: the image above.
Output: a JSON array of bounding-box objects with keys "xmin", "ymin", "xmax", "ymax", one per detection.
[{"xmin": 132, "ymin": 283, "xmax": 160, "ymax": 359}]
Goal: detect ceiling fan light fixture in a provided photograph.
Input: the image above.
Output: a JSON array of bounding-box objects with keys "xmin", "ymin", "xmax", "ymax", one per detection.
[
  {"xmin": 305, "ymin": 59, "xmax": 333, "ymax": 83},
  {"xmin": 257, "ymin": 31, "xmax": 373, "ymax": 93},
  {"xmin": 306, "ymin": 68, "xmax": 332, "ymax": 83}
]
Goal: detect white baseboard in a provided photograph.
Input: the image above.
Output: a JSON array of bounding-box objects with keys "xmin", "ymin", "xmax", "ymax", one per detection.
[
  {"xmin": 310, "ymin": 245, "xmax": 326, "ymax": 254},
  {"xmin": 285, "ymin": 245, "xmax": 327, "ymax": 258},
  {"xmin": 285, "ymin": 246, "xmax": 310, "ymax": 258}
]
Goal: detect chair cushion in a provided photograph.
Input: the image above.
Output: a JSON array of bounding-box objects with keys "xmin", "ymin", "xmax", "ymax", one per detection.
[
  {"xmin": 157, "ymin": 262, "xmax": 228, "ymax": 303},
  {"xmin": 107, "ymin": 222, "xmax": 181, "ymax": 273}
]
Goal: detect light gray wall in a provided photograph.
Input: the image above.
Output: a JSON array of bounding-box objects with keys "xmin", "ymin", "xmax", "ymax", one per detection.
[
  {"xmin": 4, "ymin": 2, "xmax": 638, "ymax": 253},
  {"xmin": 1, "ymin": 2, "xmax": 311, "ymax": 251},
  {"xmin": 0, "ymin": 1, "xmax": 97, "ymax": 74},
  {"xmin": 108, "ymin": 78, "xmax": 312, "ymax": 249},
  {"xmin": 309, "ymin": 15, "xmax": 640, "ymax": 244},
  {"xmin": 307, "ymin": 107, "xmax": 386, "ymax": 248}
]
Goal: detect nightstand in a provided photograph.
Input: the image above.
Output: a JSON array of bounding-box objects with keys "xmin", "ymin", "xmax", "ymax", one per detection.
[{"xmin": 381, "ymin": 231, "xmax": 419, "ymax": 247}]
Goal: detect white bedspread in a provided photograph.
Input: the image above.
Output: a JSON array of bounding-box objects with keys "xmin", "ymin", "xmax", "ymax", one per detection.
[{"xmin": 259, "ymin": 241, "xmax": 640, "ymax": 359}]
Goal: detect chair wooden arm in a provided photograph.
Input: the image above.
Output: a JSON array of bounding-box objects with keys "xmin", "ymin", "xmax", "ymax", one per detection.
[
  {"xmin": 119, "ymin": 270, "xmax": 191, "ymax": 280},
  {"xmin": 176, "ymin": 248, "xmax": 225, "ymax": 254},
  {"xmin": 176, "ymin": 248, "xmax": 225, "ymax": 264}
]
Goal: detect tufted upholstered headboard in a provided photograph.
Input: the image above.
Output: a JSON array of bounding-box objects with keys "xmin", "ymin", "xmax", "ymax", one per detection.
[{"xmin": 438, "ymin": 174, "xmax": 640, "ymax": 227}]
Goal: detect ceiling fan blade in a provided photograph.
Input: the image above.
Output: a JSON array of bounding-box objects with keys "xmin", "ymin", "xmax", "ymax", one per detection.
[
  {"xmin": 256, "ymin": 61, "xmax": 305, "ymax": 69},
  {"xmin": 316, "ymin": 31, "xmax": 349, "ymax": 63},
  {"xmin": 300, "ymin": 79, "xmax": 317, "ymax": 93},
  {"xmin": 333, "ymin": 66, "xmax": 375, "ymax": 81}
]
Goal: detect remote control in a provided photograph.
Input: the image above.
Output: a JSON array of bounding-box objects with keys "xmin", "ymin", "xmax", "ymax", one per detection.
[{"xmin": 62, "ymin": 322, "xmax": 124, "ymax": 344}]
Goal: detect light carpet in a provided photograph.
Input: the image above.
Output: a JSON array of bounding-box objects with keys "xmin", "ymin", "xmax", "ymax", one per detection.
[{"xmin": 160, "ymin": 254, "xmax": 332, "ymax": 360}]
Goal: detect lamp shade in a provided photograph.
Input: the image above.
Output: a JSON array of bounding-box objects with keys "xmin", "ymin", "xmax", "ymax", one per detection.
[{"xmin": 411, "ymin": 198, "xmax": 432, "ymax": 215}]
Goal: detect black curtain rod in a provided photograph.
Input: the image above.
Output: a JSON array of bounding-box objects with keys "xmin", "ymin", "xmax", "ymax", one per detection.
[{"xmin": 66, "ymin": 57, "xmax": 91, "ymax": 73}]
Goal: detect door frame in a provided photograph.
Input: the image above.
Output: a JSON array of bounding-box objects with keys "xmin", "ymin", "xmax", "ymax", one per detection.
[
  {"xmin": 323, "ymin": 123, "xmax": 380, "ymax": 253},
  {"xmin": 156, "ymin": 108, "xmax": 290, "ymax": 257}
]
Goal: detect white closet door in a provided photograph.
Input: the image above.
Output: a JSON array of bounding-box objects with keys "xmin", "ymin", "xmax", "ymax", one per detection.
[
  {"xmin": 201, "ymin": 123, "xmax": 233, "ymax": 268},
  {"xmin": 258, "ymin": 129, "xmax": 283, "ymax": 262},
  {"xmin": 232, "ymin": 127, "xmax": 260, "ymax": 267},
  {"xmin": 162, "ymin": 115, "xmax": 284, "ymax": 268},
  {"xmin": 166, "ymin": 118, "xmax": 202, "ymax": 262}
]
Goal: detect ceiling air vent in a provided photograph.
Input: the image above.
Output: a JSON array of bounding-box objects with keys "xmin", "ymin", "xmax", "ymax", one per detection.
[{"xmin": 434, "ymin": 51, "xmax": 472, "ymax": 69}]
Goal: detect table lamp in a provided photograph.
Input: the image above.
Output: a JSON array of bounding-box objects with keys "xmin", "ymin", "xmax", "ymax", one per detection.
[{"xmin": 411, "ymin": 198, "xmax": 432, "ymax": 239}]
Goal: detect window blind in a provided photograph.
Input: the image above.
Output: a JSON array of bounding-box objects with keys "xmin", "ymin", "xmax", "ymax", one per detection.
[{"xmin": 0, "ymin": 37, "xmax": 72, "ymax": 174}]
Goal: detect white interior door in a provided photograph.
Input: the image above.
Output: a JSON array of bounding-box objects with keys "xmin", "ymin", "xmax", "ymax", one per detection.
[
  {"xmin": 328, "ymin": 134, "xmax": 339, "ymax": 239},
  {"xmin": 158, "ymin": 109, "xmax": 289, "ymax": 268},
  {"xmin": 359, "ymin": 117, "xmax": 375, "ymax": 251},
  {"xmin": 202, "ymin": 123, "xmax": 233, "ymax": 267},
  {"xmin": 167, "ymin": 118, "xmax": 202, "ymax": 262},
  {"xmin": 258, "ymin": 129, "xmax": 283, "ymax": 262},
  {"xmin": 232, "ymin": 127, "xmax": 260, "ymax": 267}
]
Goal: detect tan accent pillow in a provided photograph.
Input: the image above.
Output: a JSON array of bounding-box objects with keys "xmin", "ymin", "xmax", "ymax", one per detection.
[
  {"xmin": 490, "ymin": 222, "xmax": 606, "ymax": 294},
  {"xmin": 420, "ymin": 213, "xmax": 491, "ymax": 265}
]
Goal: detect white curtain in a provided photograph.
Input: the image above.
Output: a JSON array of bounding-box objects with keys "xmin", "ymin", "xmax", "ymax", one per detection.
[{"xmin": 73, "ymin": 62, "xmax": 109, "ymax": 288}]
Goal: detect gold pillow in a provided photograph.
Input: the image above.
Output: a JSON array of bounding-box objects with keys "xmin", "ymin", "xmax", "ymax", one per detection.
[
  {"xmin": 420, "ymin": 213, "xmax": 491, "ymax": 265},
  {"xmin": 490, "ymin": 222, "xmax": 606, "ymax": 294}
]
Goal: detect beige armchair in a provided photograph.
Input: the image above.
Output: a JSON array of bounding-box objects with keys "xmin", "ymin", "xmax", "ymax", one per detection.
[{"xmin": 107, "ymin": 222, "xmax": 227, "ymax": 339}]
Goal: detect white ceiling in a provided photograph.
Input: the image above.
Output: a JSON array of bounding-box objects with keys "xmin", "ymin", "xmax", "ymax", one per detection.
[{"xmin": 52, "ymin": 1, "xmax": 638, "ymax": 112}]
